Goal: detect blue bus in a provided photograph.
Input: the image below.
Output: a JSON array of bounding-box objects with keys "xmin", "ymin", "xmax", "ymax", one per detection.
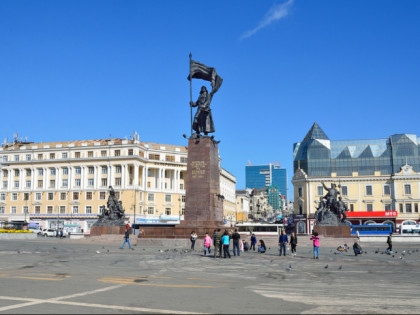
[{"xmin": 350, "ymin": 225, "xmax": 392, "ymax": 235}]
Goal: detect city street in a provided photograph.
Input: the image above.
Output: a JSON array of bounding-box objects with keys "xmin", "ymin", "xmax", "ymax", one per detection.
[{"xmin": 0, "ymin": 238, "xmax": 420, "ymax": 314}]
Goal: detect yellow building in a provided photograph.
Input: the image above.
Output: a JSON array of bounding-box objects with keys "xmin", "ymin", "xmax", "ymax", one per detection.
[
  {"xmin": 220, "ymin": 168, "xmax": 237, "ymax": 226},
  {"xmin": 0, "ymin": 136, "xmax": 236, "ymax": 232}
]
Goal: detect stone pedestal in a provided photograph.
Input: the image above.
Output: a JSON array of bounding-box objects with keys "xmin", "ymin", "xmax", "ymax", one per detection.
[
  {"xmin": 140, "ymin": 136, "xmax": 224, "ymax": 239},
  {"xmin": 313, "ymin": 225, "xmax": 352, "ymax": 238},
  {"xmin": 90, "ymin": 225, "xmax": 126, "ymax": 236}
]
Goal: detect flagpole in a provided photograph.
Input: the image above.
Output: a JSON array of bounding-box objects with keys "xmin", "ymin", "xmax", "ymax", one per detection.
[{"xmin": 189, "ymin": 52, "xmax": 193, "ymax": 136}]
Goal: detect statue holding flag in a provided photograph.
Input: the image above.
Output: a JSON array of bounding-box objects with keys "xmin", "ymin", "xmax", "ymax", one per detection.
[{"xmin": 188, "ymin": 54, "xmax": 223, "ymax": 136}]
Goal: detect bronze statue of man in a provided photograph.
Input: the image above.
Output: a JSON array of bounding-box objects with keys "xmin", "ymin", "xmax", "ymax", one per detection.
[
  {"xmin": 190, "ymin": 86, "xmax": 215, "ymax": 136},
  {"xmin": 322, "ymin": 182, "xmax": 340, "ymax": 210}
]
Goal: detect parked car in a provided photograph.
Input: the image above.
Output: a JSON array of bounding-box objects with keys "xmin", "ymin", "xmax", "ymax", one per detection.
[
  {"xmin": 28, "ymin": 227, "xmax": 43, "ymax": 235},
  {"xmin": 42, "ymin": 229, "xmax": 56, "ymax": 237}
]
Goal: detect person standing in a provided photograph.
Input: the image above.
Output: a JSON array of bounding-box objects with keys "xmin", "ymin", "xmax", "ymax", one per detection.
[
  {"xmin": 204, "ymin": 232, "xmax": 212, "ymax": 256},
  {"xmin": 214, "ymin": 229, "xmax": 222, "ymax": 258},
  {"xmin": 190, "ymin": 231, "xmax": 198, "ymax": 251},
  {"xmin": 250, "ymin": 233, "xmax": 257, "ymax": 251},
  {"xmin": 290, "ymin": 232, "xmax": 298, "ymax": 256},
  {"xmin": 121, "ymin": 228, "xmax": 133, "ymax": 250},
  {"xmin": 386, "ymin": 233, "xmax": 393, "ymax": 253},
  {"xmin": 310, "ymin": 231, "xmax": 320, "ymax": 259},
  {"xmin": 232, "ymin": 229, "xmax": 241, "ymax": 256},
  {"xmin": 222, "ymin": 231, "xmax": 231, "ymax": 258},
  {"xmin": 279, "ymin": 230, "xmax": 288, "ymax": 256}
]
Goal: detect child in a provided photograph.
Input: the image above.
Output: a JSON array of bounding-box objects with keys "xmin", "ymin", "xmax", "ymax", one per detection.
[
  {"xmin": 310, "ymin": 232, "xmax": 320, "ymax": 259},
  {"xmin": 290, "ymin": 232, "xmax": 297, "ymax": 256},
  {"xmin": 258, "ymin": 240, "xmax": 266, "ymax": 253},
  {"xmin": 203, "ymin": 232, "xmax": 212, "ymax": 256}
]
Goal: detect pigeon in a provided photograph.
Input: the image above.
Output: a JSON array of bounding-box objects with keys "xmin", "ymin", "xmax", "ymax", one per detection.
[
  {"xmin": 392, "ymin": 255, "xmax": 395, "ymax": 258},
  {"xmin": 365, "ymin": 251, "xmax": 368, "ymax": 254},
  {"xmin": 399, "ymin": 256, "xmax": 403, "ymax": 259},
  {"xmin": 338, "ymin": 265, "xmax": 343, "ymax": 270},
  {"xmin": 96, "ymin": 251, "xmax": 100, "ymax": 254},
  {"xmin": 107, "ymin": 249, "xmax": 109, "ymax": 253},
  {"xmin": 289, "ymin": 264, "xmax": 293, "ymax": 270},
  {"xmin": 102, "ymin": 246, "xmax": 105, "ymax": 249},
  {"xmin": 165, "ymin": 249, "xmax": 169, "ymax": 252},
  {"xmin": 53, "ymin": 247, "xmax": 57, "ymax": 250},
  {"xmin": 324, "ymin": 264, "xmax": 328, "ymax": 269},
  {"xmin": 17, "ymin": 250, "xmax": 20, "ymax": 254},
  {"xmin": 159, "ymin": 249, "xmax": 163, "ymax": 253},
  {"xmin": 375, "ymin": 251, "xmax": 379, "ymax": 254}
]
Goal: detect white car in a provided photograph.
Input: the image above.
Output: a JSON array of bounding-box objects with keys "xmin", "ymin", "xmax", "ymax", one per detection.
[
  {"xmin": 28, "ymin": 228, "xmax": 42, "ymax": 235},
  {"xmin": 42, "ymin": 229, "xmax": 56, "ymax": 237}
]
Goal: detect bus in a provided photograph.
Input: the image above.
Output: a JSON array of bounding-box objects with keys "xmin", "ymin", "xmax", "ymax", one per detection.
[
  {"xmin": 399, "ymin": 224, "xmax": 420, "ymax": 235},
  {"xmin": 236, "ymin": 223, "xmax": 284, "ymax": 236},
  {"xmin": 350, "ymin": 224, "xmax": 392, "ymax": 235}
]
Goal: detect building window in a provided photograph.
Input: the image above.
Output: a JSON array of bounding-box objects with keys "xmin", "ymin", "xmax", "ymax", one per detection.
[
  {"xmin": 0, "ymin": 193, "xmax": 6, "ymax": 201},
  {"xmin": 14, "ymin": 155, "xmax": 19, "ymax": 161},
  {"xmin": 37, "ymin": 180, "xmax": 43, "ymax": 188},
  {"xmin": 404, "ymin": 184, "xmax": 411, "ymax": 195},
  {"xmin": 399, "ymin": 203, "xmax": 403, "ymax": 213},
  {"xmin": 23, "ymin": 206, "xmax": 28, "ymax": 214},
  {"xmin": 14, "ymin": 169, "xmax": 19, "ymax": 177},
  {"xmin": 365, "ymin": 185, "xmax": 373, "ymax": 196},
  {"xmin": 12, "ymin": 193, "xmax": 18, "ymax": 201},
  {"xmin": 63, "ymin": 167, "xmax": 68, "ymax": 175},
  {"xmin": 26, "ymin": 154, "xmax": 31, "ymax": 161},
  {"xmin": 341, "ymin": 186, "xmax": 348, "ymax": 196},
  {"xmin": 2, "ymin": 170, "xmax": 8, "ymax": 177},
  {"xmin": 383, "ymin": 185, "xmax": 391, "ymax": 195},
  {"xmin": 26, "ymin": 181, "xmax": 31, "ymax": 188},
  {"xmin": 147, "ymin": 182, "xmax": 151, "ymax": 188},
  {"xmin": 86, "ymin": 192, "xmax": 93, "ymax": 200},
  {"xmin": 75, "ymin": 167, "xmax": 81, "ymax": 174},
  {"xmin": 75, "ymin": 179, "xmax": 81, "ymax": 187},
  {"xmin": 73, "ymin": 192, "xmax": 79, "ymax": 200},
  {"xmin": 147, "ymin": 207, "xmax": 154, "ymax": 214},
  {"xmin": 165, "ymin": 208, "xmax": 171, "ymax": 215},
  {"xmin": 14, "ymin": 181, "xmax": 19, "ymax": 188},
  {"xmin": 60, "ymin": 206, "xmax": 65, "ymax": 214},
  {"xmin": 100, "ymin": 192, "xmax": 106, "ymax": 200},
  {"xmin": 298, "ymin": 187, "xmax": 303, "ymax": 198},
  {"xmin": 115, "ymin": 178, "xmax": 121, "ymax": 186},
  {"xmin": 181, "ymin": 157, "xmax": 187, "ymax": 163},
  {"xmin": 88, "ymin": 151, "xmax": 93, "ymax": 158},
  {"xmin": 128, "ymin": 149, "xmax": 133, "ymax": 156},
  {"xmin": 415, "ymin": 203, "xmax": 419, "ymax": 213},
  {"xmin": 350, "ymin": 204, "xmax": 354, "ymax": 212},
  {"xmin": 0, "ymin": 207, "xmax": 4, "ymax": 214},
  {"xmin": 62, "ymin": 179, "xmax": 68, "ymax": 187},
  {"xmin": 149, "ymin": 154, "xmax": 160, "ymax": 161},
  {"xmin": 72, "ymin": 206, "xmax": 79, "ymax": 214},
  {"xmin": 317, "ymin": 186, "xmax": 323, "ymax": 196},
  {"xmin": 180, "ymin": 183, "xmax": 184, "ymax": 190},
  {"xmin": 102, "ymin": 166, "xmax": 108, "ymax": 174},
  {"xmin": 165, "ymin": 194, "xmax": 171, "ymax": 202},
  {"xmin": 26, "ymin": 169, "xmax": 31, "ymax": 176},
  {"xmin": 299, "ymin": 205, "xmax": 303, "ymax": 215},
  {"xmin": 147, "ymin": 169, "xmax": 152, "ymax": 177},
  {"xmin": 34, "ymin": 206, "xmax": 40, "ymax": 214},
  {"xmin": 85, "ymin": 206, "xmax": 92, "ymax": 214},
  {"xmin": 115, "ymin": 166, "xmax": 121, "ymax": 173},
  {"xmin": 88, "ymin": 179, "xmax": 94, "ymax": 187},
  {"xmin": 36, "ymin": 193, "xmax": 41, "ymax": 201},
  {"xmin": 60, "ymin": 192, "xmax": 66, "ymax": 200},
  {"xmin": 148, "ymin": 193, "xmax": 154, "ymax": 201},
  {"xmin": 385, "ymin": 203, "xmax": 391, "ymax": 211},
  {"xmin": 50, "ymin": 153, "xmax": 55, "ymax": 159},
  {"xmin": 38, "ymin": 168, "xmax": 43, "ymax": 175},
  {"xmin": 49, "ymin": 180, "xmax": 55, "ymax": 188},
  {"xmin": 47, "ymin": 206, "xmax": 53, "ymax": 214},
  {"xmin": 11, "ymin": 206, "xmax": 17, "ymax": 214},
  {"xmin": 2, "ymin": 181, "xmax": 7, "ymax": 189},
  {"xmin": 182, "ymin": 195, "xmax": 186, "ymax": 202},
  {"xmin": 366, "ymin": 203, "xmax": 373, "ymax": 211},
  {"xmin": 38, "ymin": 154, "xmax": 43, "ymax": 160},
  {"xmin": 114, "ymin": 150, "xmax": 120, "ymax": 157},
  {"xmin": 75, "ymin": 152, "xmax": 81, "ymax": 159},
  {"xmin": 406, "ymin": 203, "xmax": 412, "ymax": 213},
  {"xmin": 62, "ymin": 152, "xmax": 68, "ymax": 159},
  {"xmin": 101, "ymin": 178, "xmax": 107, "ymax": 187},
  {"xmin": 88, "ymin": 167, "xmax": 94, "ymax": 174},
  {"xmin": 2, "ymin": 156, "xmax": 8, "ymax": 162},
  {"xmin": 166, "ymin": 155, "xmax": 175, "ymax": 162},
  {"xmin": 101, "ymin": 150, "xmax": 107, "ymax": 157},
  {"xmin": 48, "ymin": 193, "xmax": 54, "ymax": 200}
]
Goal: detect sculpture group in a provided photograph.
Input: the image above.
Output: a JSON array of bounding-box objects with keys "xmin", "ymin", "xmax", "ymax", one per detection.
[
  {"xmin": 93, "ymin": 186, "xmax": 125, "ymax": 226},
  {"xmin": 315, "ymin": 182, "xmax": 348, "ymax": 226}
]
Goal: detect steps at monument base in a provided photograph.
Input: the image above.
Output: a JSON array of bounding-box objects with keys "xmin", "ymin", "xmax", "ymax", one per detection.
[{"xmin": 78, "ymin": 234, "xmax": 136, "ymax": 244}]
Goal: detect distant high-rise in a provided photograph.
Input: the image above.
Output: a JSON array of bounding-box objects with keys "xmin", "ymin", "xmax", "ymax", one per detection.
[{"xmin": 245, "ymin": 164, "xmax": 288, "ymax": 201}]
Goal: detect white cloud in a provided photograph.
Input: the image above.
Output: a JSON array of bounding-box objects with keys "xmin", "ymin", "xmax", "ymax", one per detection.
[{"xmin": 240, "ymin": 0, "xmax": 294, "ymax": 40}]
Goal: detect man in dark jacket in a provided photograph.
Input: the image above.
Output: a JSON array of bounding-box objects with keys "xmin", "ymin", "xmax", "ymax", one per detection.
[
  {"xmin": 121, "ymin": 228, "xmax": 133, "ymax": 250},
  {"xmin": 279, "ymin": 230, "xmax": 288, "ymax": 256},
  {"xmin": 214, "ymin": 229, "xmax": 223, "ymax": 258},
  {"xmin": 386, "ymin": 233, "xmax": 393, "ymax": 253},
  {"xmin": 232, "ymin": 229, "xmax": 241, "ymax": 256}
]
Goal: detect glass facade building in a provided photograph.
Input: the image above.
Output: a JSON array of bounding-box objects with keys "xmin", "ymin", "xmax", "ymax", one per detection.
[
  {"xmin": 245, "ymin": 164, "xmax": 288, "ymax": 201},
  {"xmin": 293, "ymin": 122, "xmax": 420, "ymax": 177}
]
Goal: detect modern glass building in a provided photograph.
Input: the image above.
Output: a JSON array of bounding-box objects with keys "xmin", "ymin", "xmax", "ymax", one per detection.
[
  {"xmin": 293, "ymin": 122, "xmax": 420, "ymax": 176},
  {"xmin": 245, "ymin": 164, "xmax": 288, "ymax": 201}
]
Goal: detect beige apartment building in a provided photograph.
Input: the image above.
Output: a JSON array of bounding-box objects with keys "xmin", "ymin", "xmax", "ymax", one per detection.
[{"xmin": 0, "ymin": 137, "xmax": 236, "ymax": 232}]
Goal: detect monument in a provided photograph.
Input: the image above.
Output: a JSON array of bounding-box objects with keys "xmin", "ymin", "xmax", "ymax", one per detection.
[
  {"xmin": 139, "ymin": 55, "xmax": 225, "ymax": 238},
  {"xmin": 313, "ymin": 182, "xmax": 351, "ymax": 237},
  {"xmin": 90, "ymin": 186, "xmax": 127, "ymax": 236}
]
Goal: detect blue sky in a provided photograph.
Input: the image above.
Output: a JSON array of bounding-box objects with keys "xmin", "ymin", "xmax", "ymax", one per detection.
[{"xmin": 1, "ymin": 0, "xmax": 420, "ymax": 195}]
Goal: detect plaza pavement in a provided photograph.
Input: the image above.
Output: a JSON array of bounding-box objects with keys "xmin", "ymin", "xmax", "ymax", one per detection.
[{"xmin": 0, "ymin": 237, "xmax": 419, "ymax": 314}]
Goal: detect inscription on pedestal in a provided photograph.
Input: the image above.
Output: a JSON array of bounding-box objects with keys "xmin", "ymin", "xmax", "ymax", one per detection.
[{"xmin": 191, "ymin": 161, "xmax": 206, "ymax": 179}]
